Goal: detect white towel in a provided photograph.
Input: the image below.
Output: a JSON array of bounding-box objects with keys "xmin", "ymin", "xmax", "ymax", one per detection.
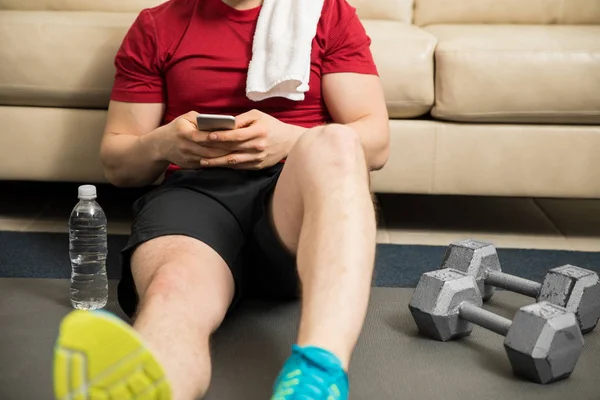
[{"xmin": 246, "ymin": 0, "xmax": 325, "ymax": 102}]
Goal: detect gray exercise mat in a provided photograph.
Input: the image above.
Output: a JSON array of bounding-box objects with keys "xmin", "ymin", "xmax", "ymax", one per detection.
[{"xmin": 0, "ymin": 279, "xmax": 598, "ymax": 400}]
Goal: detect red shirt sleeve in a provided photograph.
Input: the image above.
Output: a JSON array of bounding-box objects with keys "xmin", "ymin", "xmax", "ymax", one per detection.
[
  {"xmin": 321, "ymin": 0, "xmax": 378, "ymax": 75},
  {"xmin": 110, "ymin": 10, "xmax": 165, "ymax": 103}
]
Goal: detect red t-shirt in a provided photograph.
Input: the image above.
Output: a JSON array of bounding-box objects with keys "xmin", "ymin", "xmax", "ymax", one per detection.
[{"xmin": 110, "ymin": 0, "xmax": 378, "ymax": 170}]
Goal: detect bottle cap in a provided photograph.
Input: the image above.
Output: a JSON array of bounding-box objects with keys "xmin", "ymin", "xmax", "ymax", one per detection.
[{"xmin": 78, "ymin": 185, "xmax": 97, "ymax": 200}]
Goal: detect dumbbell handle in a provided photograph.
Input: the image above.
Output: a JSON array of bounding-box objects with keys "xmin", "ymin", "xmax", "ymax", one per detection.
[
  {"xmin": 485, "ymin": 271, "xmax": 542, "ymax": 299},
  {"xmin": 458, "ymin": 302, "xmax": 512, "ymax": 336}
]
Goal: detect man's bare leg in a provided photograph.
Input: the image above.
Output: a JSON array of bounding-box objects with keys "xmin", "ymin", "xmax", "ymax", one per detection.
[
  {"xmin": 131, "ymin": 235, "xmax": 235, "ymax": 400},
  {"xmin": 271, "ymin": 124, "xmax": 376, "ymax": 370}
]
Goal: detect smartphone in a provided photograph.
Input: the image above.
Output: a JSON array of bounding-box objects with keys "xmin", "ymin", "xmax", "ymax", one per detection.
[{"xmin": 196, "ymin": 113, "xmax": 236, "ymax": 132}]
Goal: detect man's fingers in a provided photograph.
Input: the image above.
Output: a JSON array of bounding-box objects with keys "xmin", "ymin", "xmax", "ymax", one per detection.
[
  {"xmin": 207, "ymin": 124, "xmax": 264, "ymax": 143},
  {"xmin": 201, "ymin": 151, "xmax": 266, "ymax": 168},
  {"xmin": 234, "ymin": 110, "xmax": 258, "ymax": 129},
  {"xmin": 176, "ymin": 110, "xmax": 263, "ymax": 145},
  {"xmin": 183, "ymin": 141, "xmax": 231, "ymax": 158},
  {"xmin": 189, "ymin": 130, "xmax": 210, "ymax": 144},
  {"xmin": 205, "ymin": 138, "xmax": 266, "ymax": 152},
  {"xmin": 174, "ymin": 112, "xmax": 208, "ymax": 144},
  {"xmin": 233, "ymin": 139, "xmax": 268, "ymax": 152},
  {"xmin": 181, "ymin": 111, "xmax": 200, "ymax": 127}
]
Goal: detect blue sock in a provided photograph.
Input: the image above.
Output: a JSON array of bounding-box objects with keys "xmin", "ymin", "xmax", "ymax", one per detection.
[{"xmin": 271, "ymin": 345, "xmax": 349, "ymax": 400}]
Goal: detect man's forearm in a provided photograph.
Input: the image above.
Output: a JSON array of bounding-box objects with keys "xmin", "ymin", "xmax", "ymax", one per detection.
[
  {"xmin": 100, "ymin": 128, "xmax": 169, "ymax": 188},
  {"xmin": 346, "ymin": 116, "xmax": 390, "ymax": 171}
]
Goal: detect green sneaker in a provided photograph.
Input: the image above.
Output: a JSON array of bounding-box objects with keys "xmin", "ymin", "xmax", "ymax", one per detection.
[{"xmin": 53, "ymin": 309, "xmax": 172, "ymax": 399}]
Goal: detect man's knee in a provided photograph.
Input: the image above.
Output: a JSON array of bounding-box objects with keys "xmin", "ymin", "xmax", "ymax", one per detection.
[
  {"xmin": 142, "ymin": 261, "xmax": 192, "ymax": 301},
  {"xmin": 292, "ymin": 124, "xmax": 365, "ymax": 171},
  {"xmin": 131, "ymin": 236, "xmax": 234, "ymax": 328},
  {"xmin": 140, "ymin": 260, "xmax": 232, "ymax": 330}
]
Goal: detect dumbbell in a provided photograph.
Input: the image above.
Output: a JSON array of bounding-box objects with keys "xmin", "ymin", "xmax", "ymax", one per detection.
[
  {"xmin": 408, "ymin": 269, "xmax": 584, "ymax": 384},
  {"xmin": 440, "ymin": 239, "xmax": 600, "ymax": 333}
]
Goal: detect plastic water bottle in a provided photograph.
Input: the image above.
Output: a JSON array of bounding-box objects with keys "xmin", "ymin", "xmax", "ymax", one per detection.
[{"xmin": 69, "ymin": 185, "xmax": 108, "ymax": 310}]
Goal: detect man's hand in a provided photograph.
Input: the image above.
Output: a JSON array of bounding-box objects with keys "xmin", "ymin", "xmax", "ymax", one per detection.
[
  {"xmin": 155, "ymin": 111, "xmax": 232, "ymax": 169},
  {"xmin": 199, "ymin": 110, "xmax": 305, "ymax": 170}
]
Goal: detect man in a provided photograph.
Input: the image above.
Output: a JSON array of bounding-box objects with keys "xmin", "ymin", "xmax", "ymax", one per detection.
[{"xmin": 53, "ymin": 0, "xmax": 389, "ymax": 399}]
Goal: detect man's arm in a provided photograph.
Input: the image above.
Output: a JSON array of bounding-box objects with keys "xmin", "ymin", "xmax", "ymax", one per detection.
[
  {"xmin": 99, "ymin": 101, "xmax": 169, "ymax": 187},
  {"xmin": 322, "ymin": 72, "xmax": 390, "ymax": 171},
  {"xmin": 100, "ymin": 101, "xmax": 235, "ymax": 187},
  {"xmin": 200, "ymin": 73, "xmax": 390, "ymax": 171}
]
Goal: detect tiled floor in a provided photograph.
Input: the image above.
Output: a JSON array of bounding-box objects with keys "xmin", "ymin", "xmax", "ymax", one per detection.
[{"xmin": 1, "ymin": 181, "xmax": 599, "ymax": 252}]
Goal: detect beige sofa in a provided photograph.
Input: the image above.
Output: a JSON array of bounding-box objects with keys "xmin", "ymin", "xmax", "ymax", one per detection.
[{"xmin": 1, "ymin": 0, "xmax": 599, "ymax": 198}]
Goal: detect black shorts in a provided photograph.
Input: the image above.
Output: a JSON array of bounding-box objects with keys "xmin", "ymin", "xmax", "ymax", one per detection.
[{"xmin": 117, "ymin": 164, "xmax": 300, "ymax": 318}]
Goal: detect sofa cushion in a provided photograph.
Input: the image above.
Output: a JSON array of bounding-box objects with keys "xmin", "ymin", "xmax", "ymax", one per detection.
[
  {"xmin": 4, "ymin": 106, "xmax": 600, "ymax": 199},
  {"xmin": 430, "ymin": 121, "xmax": 600, "ymax": 198},
  {"xmin": 414, "ymin": 0, "xmax": 600, "ymax": 26},
  {"xmin": 0, "ymin": 0, "xmax": 165, "ymax": 12},
  {"xmin": 0, "ymin": 106, "xmax": 107, "ymax": 182},
  {"xmin": 364, "ymin": 21, "xmax": 436, "ymax": 118},
  {"xmin": 348, "ymin": 0, "xmax": 413, "ymax": 22},
  {"xmin": 370, "ymin": 120, "xmax": 600, "ymax": 198},
  {"xmin": 0, "ymin": 10, "xmax": 137, "ymax": 109},
  {"xmin": 425, "ymin": 25, "xmax": 600, "ymax": 124},
  {"xmin": 0, "ymin": 0, "xmax": 414, "ymax": 22},
  {"xmin": 370, "ymin": 120, "xmax": 438, "ymax": 194},
  {"xmin": 0, "ymin": 10, "xmax": 433, "ymax": 117}
]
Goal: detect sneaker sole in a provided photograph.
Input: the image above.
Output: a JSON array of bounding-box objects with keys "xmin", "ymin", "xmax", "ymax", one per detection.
[{"xmin": 53, "ymin": 310, "xmax": 172, "ymax": 400}]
